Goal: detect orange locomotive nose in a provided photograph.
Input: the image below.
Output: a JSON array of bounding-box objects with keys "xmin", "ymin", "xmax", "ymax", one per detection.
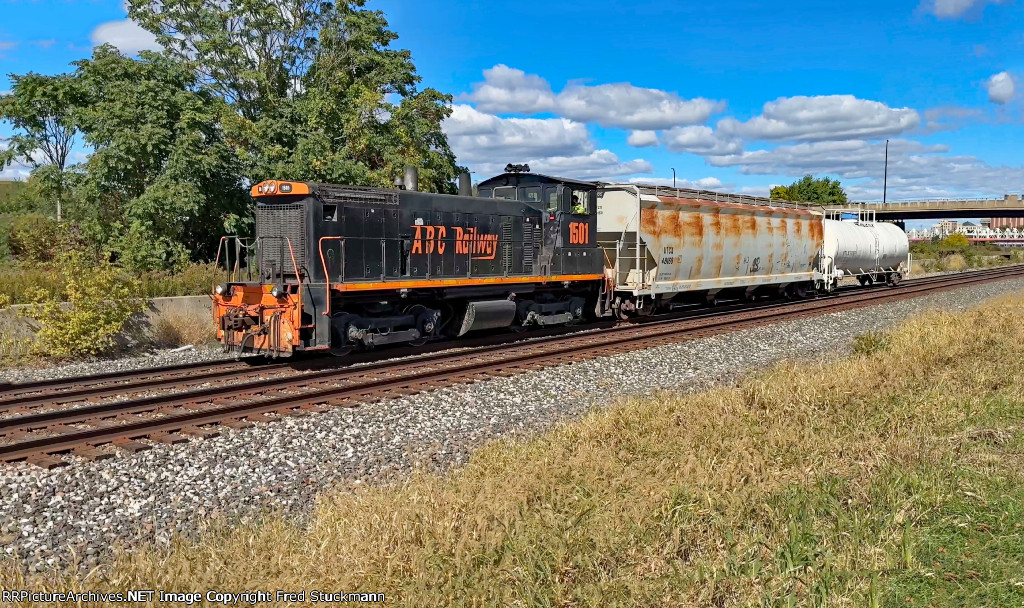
[{"xmin": 213, "ymin": 284, "xmax": 300, "ymax": 357}]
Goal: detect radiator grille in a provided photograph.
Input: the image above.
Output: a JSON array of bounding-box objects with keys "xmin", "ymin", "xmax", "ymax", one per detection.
[
  {"xmin": 502, "ymin": 221, "xmax": 513, "ymax": 274},
  {"xmin": 256, "ymin": 203, "xmax": 306, "ymax": 278},
  {"xmin": 523, "ymin": 221, "xmax": 535, "ymax": 273},
  {"xmin": 314, "ymin": 184, "xmax": 399, "ymax": 206}
]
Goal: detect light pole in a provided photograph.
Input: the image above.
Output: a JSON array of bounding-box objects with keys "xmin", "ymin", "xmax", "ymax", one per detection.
[
  {"xmin": 671, "ymin": 167, "xmax": 676, "ymax": 189},
  {"xmin": 883, "ymin": 139, "xmax": 889, "ymax": 204}
]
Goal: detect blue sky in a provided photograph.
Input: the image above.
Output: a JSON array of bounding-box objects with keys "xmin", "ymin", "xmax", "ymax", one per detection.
[{"xmin": 2, "ymin": 0, "xmax": 1023, "ymax": 208}]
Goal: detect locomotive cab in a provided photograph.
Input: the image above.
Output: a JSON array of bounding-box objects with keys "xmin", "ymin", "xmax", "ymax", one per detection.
[{"xmin": 475, "ymin": 171, "xmax": 598, "ymax": 276}]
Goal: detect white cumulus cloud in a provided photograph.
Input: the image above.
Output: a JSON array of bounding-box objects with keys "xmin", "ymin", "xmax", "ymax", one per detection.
[
  {"xmin": 922, "ymin": 0, "xmax": 1011, "ymax": 18},
  {"xmin": 717, "ymin": 95, "xmax": 920, "ymax": 142},
  {"xmin": 627, "ymin": 130, "xmax": 659, "ymax": 147},
  {"xmin": 705, "ymin": 138, "xmax": 1024, "ymax": 200},
  {"xmin": 985, "ymin": 71, "xmax": 1015, "ymax": 104},
  {"xmin": 463, "ymin": 64, "xmax": 722, "ymax": 130},
  {"xmin": 443, "ymin": 105, "xmax": 652, "ymax": 181},
  {"xmin": 443, "ymin": 104, "xmax": 594, "ymax": 162},
  {"xmin": 463, "ymin": 65, "xmax": 557, "ymax": 115},
  {"xmin": 91, "ymin": 2, "xmax": 161, "ymax": 55},
  {"xmin": 663, "ymin": 125, "xmax": 744, "ymax": 155},
  {"xmin": 626, "ymin": 176, "xmax": 728, "ymax": 190}
]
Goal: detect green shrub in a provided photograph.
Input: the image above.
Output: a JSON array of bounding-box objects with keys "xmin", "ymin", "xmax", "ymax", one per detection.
[
  {"xmin": 6, "ymin": 213, "xmax": 61, "ymax": 262},
  {"xmin": 0, "ymin": 260, "xmax": 216, "ymax": 304},
  {"xmin": 28, "ymin": 251, "xmax": 146, "ymax": 357}
]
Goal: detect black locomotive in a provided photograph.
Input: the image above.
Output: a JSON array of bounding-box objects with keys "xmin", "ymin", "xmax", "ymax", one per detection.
[{"xmin": 213, "ymin": 169, "xmax": 605, "ymax": 356}]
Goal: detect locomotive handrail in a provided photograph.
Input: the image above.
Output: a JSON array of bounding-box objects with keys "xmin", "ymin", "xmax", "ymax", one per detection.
[
  {"xmin": 318, "ymin": 236, "xmax": 344, "ymax": 317},
  {"xmin": 212, "ymin": 236, "xmax": 255, "ymax": 289},
  {"xmin": 605, "ymin": 183, "xmax": 817, "ymax": 210}
]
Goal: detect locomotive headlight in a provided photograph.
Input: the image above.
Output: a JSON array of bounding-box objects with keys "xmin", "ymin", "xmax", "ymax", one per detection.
[
  {"xmin": 215, "ymin": 283, "xmax": 230, "ymax": 296},
  {"xmin": 271, "ymin": 285, "xmax": 285, "ymax": 298}
]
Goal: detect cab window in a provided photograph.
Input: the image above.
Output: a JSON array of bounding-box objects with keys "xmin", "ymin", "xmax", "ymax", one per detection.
[
  {"xmin": 477, "ymin": 187, "xmax": 492, "ymax": 198},
  {"xmin": 493, "ymin": 186, "xmax": 516, "ymax": 200},
  {"xmin": 569, "ymin": 188, "xmax": 591, "ymax": 214},
  {"xmin": 544, "ymin": 186, "xmax": 560, "ymax": 213},
  {"xmin": 520, "ymin": 186, "xmax": 541, "ymax": 203}
]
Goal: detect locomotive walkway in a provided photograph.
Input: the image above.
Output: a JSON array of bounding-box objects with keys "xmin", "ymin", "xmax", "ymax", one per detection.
[{"xmin": 1, "ymin": 265, "xmax": 1023, "ymax": 468}]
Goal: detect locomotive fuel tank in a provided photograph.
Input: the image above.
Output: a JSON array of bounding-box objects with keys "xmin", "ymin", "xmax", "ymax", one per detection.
[{"xmin": 821, "ymin": 218, "xmax": 909, "ymax": 278}]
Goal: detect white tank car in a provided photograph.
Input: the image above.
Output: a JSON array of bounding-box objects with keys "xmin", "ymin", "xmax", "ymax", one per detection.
[{"xmin": 821, "ymin": 218, "xmax": 908, "ymax": 286}]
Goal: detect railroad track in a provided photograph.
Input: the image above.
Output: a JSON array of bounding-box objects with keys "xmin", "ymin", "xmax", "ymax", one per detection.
[
  {"xmin": 0, "ymin": 266, "xmax": 1011, "ymax": 408},
  {"xmin": 2, "ymin": 265, "xmax": 1022, "ymax": 468}
]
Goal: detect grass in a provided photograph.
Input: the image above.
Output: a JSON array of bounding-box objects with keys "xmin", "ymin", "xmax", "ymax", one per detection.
[
  {"xmin": 150, "ymin": 309, "xmax": 217, "ymax": 347},
  {"xmin": 4, "ymin": 293, "xmax": 1024, "ymax": 606},
  {"xmin": 0, "ymin": 180, "xmax": 26, "ymax": 203},
  {"xmin": 910, "ymin": 247, "xmax": 1024, "ymax": 276}
]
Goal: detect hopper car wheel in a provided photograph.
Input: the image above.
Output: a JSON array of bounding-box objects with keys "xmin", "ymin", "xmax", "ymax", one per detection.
[{"xmin": 858, "ymin": 275, "xmax": 873, "ymax": 287}]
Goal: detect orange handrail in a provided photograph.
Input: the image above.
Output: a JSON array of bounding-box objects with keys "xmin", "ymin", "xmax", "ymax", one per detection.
[{"xmin": 318, "ymin": 236, "xmax": 344, "ymax": 317}]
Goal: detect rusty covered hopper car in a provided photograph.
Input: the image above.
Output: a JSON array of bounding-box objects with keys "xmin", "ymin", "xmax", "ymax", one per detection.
[{"xmin": 596, "ymin": 184, "xmax": 827, "ymax": 317}]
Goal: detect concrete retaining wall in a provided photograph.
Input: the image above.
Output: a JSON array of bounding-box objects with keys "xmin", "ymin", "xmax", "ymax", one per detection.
[{"xmin": 0, "ymin": 295, "xmax": 212, "ymax": 343}]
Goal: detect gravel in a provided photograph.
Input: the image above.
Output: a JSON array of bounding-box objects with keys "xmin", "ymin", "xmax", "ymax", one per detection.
[
  {"xmin": 2, "ymin": 277, "xmax": 1024, "ymax": 574},
  {"xmin": 0, "ymin": 346, "xmax": 241, "ymax": 386}
]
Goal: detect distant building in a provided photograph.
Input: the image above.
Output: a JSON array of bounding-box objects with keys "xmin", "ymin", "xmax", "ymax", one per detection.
[
  {"xmin": 990, "ymin": 217, "xmax": 1024, "ymax": 230},
  {"xmin": 980, "ymin": 218, "xmax": 991, "ymax": 228},
  {"xmin": 939, "ymin": 219, "xmax": 959, "ymax": 233}
]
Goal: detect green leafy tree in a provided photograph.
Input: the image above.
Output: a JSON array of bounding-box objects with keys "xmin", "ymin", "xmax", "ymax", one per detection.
[
  {"xmin": 938, "ymin": 233, "xmax": 969, "ymax": 253},
  {"xmin": 70, "ymin": 46, "xmax": 249, "ymax": 269},
  {"xmin": 128, "ymin": 0, "xmax": 463, "ymax": 191},
  {"xmin": 771, "ymin": 175, "xmax": 848, "ymax": 205},
  {"xmin": 0, "ymin": 73, "xmax": 84, "ymax": 220}
]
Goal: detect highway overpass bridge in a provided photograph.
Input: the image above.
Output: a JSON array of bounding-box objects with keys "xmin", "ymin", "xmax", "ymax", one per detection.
[{"xmin": 827, "ymin": 194, "xmax": 1024, "ymax": 220}]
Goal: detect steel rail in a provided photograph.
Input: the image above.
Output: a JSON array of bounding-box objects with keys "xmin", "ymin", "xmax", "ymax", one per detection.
[
  {"xmin": 3, "ymin": 265, "xmax": 1018, "ymax": 416},
  {"xmin": 2, "ymin": 265, "xmax": 1022, "ymax": 465},
  {"xmin": 2, "ymin": 264, "xmax": 1019, "ymax": 408}
]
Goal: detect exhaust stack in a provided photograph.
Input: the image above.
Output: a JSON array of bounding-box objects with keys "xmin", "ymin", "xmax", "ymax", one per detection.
[
  {"xmin": 404, "ymin": 166, "xmax": 419, "ymax": 192},
  {"xmin": 458, "ymin": 172, "xmax": 472, "ymax": 197}
]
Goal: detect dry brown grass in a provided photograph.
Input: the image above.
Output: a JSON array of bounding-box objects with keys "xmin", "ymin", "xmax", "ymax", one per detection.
[
  {"xmin": 150, "ymin": 309, "xmax": 216, "ymax": 347},
  {"xmin": 941, "ymin": 253, "xmax": 968, "ymax": 272},
  {"xmin": 5, "ymin": 293, "xmax": 1024, "ymax": 606}
]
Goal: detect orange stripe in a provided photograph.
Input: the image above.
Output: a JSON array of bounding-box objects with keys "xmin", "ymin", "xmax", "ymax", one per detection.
[{"xmin": 333, "ymin": 274, "xmax": 604, "ymax": 292}]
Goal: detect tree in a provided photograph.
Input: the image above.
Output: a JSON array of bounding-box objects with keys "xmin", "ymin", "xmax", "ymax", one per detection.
[
  {"xmin": 0, "ymin": 73, "xmax": 84, "ymax": 220},
  {"xmin": 128, "ymin": 0, "xmax": 463, "ymax": 191},
  {"xmin": 71, "ymin": 45, "xmax": 249, "ymax": 269},
  {"xmin": 770, "ymin": 175, "xmax": 848, "ymax": 205}
]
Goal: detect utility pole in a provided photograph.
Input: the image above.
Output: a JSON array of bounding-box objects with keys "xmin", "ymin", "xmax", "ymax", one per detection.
[
  {"xmin": 883, "ymin": 139, "xmax": 889, "ymax": 204},
  {"xmin": 671, "ymin": 167, "xmax": 676, "ymax": 189}
]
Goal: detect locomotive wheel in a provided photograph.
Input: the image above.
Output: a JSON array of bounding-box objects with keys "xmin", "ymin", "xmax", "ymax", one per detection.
[{"xmin": 404, "ymin": 304, "xmax": 433, "ymax": 346}]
